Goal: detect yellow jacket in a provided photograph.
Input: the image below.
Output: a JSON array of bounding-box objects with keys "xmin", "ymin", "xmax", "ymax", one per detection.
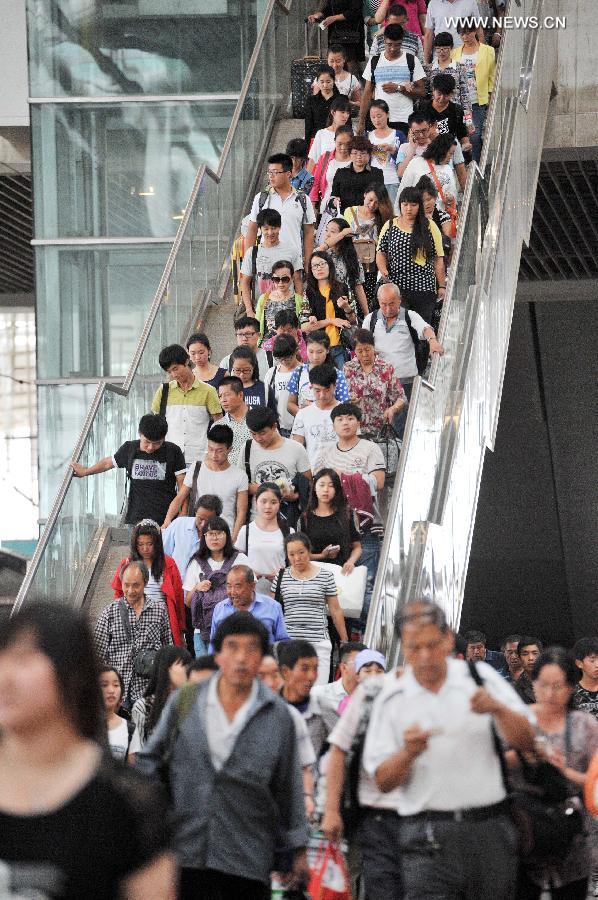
[{"xmin": 451, "ymin": 43, "xmax": 496, "ymax": 106}]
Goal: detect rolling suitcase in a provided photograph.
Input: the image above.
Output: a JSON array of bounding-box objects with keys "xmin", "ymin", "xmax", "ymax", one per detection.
[{"xmin": 291, "ymin": 22, "xmax": 323, "ymax": 119}]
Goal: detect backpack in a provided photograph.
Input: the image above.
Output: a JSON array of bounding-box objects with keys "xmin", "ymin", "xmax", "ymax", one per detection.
[
  {"xmin": 158, "ymin": 382, "xmax": 169, "ymax": 419},
  {"xmin": 370, "ymin": 52, "xmax": 415, "ymax": 88},
  {"xmin": 258, "ymin": 189, "xmax": 309, "ymax": 224},
  {"xmin": 190, "ymin": 553, "xmax": 241, "ymax": 641},
  {"xmin": 368, "ymin": 307, "xmax": 429, "ymax": 375},
  {"xmin": 156, "ymin": 681, "xmax": 201, "ymax": 798}
]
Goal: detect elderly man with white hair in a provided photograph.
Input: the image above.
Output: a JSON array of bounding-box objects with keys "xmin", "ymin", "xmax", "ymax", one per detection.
[{"xmin": 362, "ymin": 282, "xmax": 443, "ymax": 399}]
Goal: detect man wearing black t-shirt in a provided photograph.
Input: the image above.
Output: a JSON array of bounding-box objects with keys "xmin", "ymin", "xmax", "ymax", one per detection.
[
  {"xmin": 419, "ymin": 72, "xmax": 471, "ymax": 152},
  {"xmin": 71, "ymin": 413, "xmax": 186, "ymax": 525}
]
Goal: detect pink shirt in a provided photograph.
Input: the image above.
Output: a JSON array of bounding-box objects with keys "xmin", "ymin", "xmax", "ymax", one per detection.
[{"xmin": 394, "ymin": 0, "xmax": 426, "ymax": 36}]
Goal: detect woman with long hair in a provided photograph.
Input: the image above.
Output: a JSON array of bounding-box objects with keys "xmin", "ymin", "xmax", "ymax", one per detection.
[
  {"xmin": 514, "ymin": 647, "xmax": 598, "ymax": 899},
  {"xmin": 273, "ymin": 533, "xmax": 348, "ymax": 685},
  {"xmin": 0, "ymin": 603, "xmax": 174, "ymax": 897},
  {"xmin": 234, "ymin": 482, "xmax": 292, "ymax": 595},
  {"xmin": 131, "ymin": 645, "xmax": 191, "ymax": 748},
  {"xmin": 368, "ymin": 99, "xmax": 403, "ymax": 204},
  {"xmin": 316, "ymin": 217, "xmax": 369, "ymax": 319},
  {"xmin": 183, "ymin": 516, "xmax": 250, "ymax": 655},
  {"xmin": 304, "ymin": 64, "xmax": 341, "ymax": 146},
  {"xmin": 302, "ymin": 468, "xmax": 361, "ymax": 574},
  {"xmin": 111, "ymin": 518, "xmax": 186, "ymax": 647},
  {"xmin": 309, "ymin": 124, "xmax": 353, "ymax": 212},
  {"xmin": 99, "ymin": 665, "xmax": 141, "ymax": 764},
  {"xmin": 399, "ymin": 132, "xmax": 459, "ymax": 215},
  {"xmin": 376, "ymin": 186, "xmax": 446, "ymax": 324},
  {"xmin": 302, "ymin": 250, "xmax": 357, "ymax": 369},
  {"xmin": 307, "ymin": 96, "xmax": 352, "ymax": 173},
  {"xmin": 342, "ymin": 183, "xmax": 394, "ymax": 310}
]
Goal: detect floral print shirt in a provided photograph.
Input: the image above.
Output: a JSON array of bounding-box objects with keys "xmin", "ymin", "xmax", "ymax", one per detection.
[{"xmin": 343, "ymin": 355, "xmax": 406, "ymax": 431}]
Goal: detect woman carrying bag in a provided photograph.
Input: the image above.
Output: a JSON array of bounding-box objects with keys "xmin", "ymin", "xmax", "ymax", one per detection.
[
  {"xmin": 301, "ymin": 467, "xmax": 361, "ymax": 573},
  {"xmin": 273, "ymin": 533, "xmax": 348, "ymax": 686},
  {"xmin": 316, "ymin": 217, "xmax": 369, "ymax": 320}
]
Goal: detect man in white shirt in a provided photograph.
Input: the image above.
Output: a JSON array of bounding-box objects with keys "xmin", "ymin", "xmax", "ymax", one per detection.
[
  {"xmin": 240, "ymin": 208, "xmax": 303, "ymax": 317},
  {"xmin": 358, "ymin": 24, "xmax": 427, "ymax": 134},
  {"xmin": 311, "ymin": 641, "xmax": 365, "ymax": 734},
  {"xmin": 363, "ymin": 282, "xmax": 443, "ymax": 398},
  {"xmin": 244, "ymin": 154, "xmax": 316, "ymax": 269},
  {"xmin": 424, "ymin": 0, "xmax": 484, "ymax": 62},
  {"xmin": 291, "ymin": 363, "xmax": 339, "ymax": 469},
  {"xmin": 363, "ymin": 600, "xmax": 534, "ymax": 899},
  {"xmin": 241, "ymin": 406, "xmax": 312, "ymax": 502}
]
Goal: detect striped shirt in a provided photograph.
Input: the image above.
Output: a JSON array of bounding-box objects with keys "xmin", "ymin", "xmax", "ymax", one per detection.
[
  {"xmin": 275, "ymin": 567, "xmax": 337, "ymax": 642},
  {"xmin": 94, "ymin": 597, "xmax": 173, "ymax": 704}
]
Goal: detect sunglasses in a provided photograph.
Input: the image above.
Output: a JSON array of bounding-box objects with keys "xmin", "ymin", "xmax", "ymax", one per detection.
[{"xmin": 271, "ymin": 275, "xmax": 291, "ymax": 283}]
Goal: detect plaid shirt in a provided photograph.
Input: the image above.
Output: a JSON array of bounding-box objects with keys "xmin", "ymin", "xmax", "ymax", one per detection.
[{"xmin": 94, "ymin": 597, "xmax": 173, "ymax": 703}]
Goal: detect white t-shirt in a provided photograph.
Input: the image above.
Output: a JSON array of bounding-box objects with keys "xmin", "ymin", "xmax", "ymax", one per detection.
[
  {"xmin": 248, "ymin": 189, "xmax": 316, "ymax": 256},
  {"xmin": 240, "ymin": 242, "xmax": 304, "ymax": 297},
  {"xmin": 368, "ymin": 129, "xmax": 401, "ymax": 185},
  {"xmin": 183, "ymin": 552, "xmax": 251, "ymax": 593},
  {"xmin": 183, "ymin": 464, "xmax": 248, "ymax": 530},
  {"xmin": 144, "ymin": 573, "xmax": 166, "ymax": 604},
  {"xmin": 362, "ymin": 51, "xmax": 426, "ymax": 123},
  {"xmin": 108, "ymin": 717, "xmax": 141, "ymax": 762},
  {"xmin": 291, "ymin": 404, "xmax": 338, "ymax": 470},
  {"xmin": 265, "ymin": 365, "xmax": 296, "ymax": 433},
  {"xmin": 309, "ymin": 128, "xmax": 336, "ymax": 164},
  {"xmin": 314, "ymin": 438, "xmax": 386, "ymax": 481},
  {"xmin": 460, "ymin": 51, "xmax": 479, "ymax": 104},
  {"xmin": 398, "ymin": 156, "xmax": 458, "ymax": 211},
  {"xmin": 396, "ymin": 139, "xmax": 464, "ymax": 170},
  {"xmin": 363, "ymin": 308, "xmax": 428, "ymax": 379},
  {"xmin": 234, "ymin": 523, "xmax": 293, "ymax": 577},
  {"xmin": 238, "ymin": 438, "xmax": 311, "ymax": 489},
  {"xmin": 320, "ymin": 157, "xmax": 351, "ymax": 211},
  {"xmin": 425, "ymin": 0, "xmax": 481, "ymax": 47}
]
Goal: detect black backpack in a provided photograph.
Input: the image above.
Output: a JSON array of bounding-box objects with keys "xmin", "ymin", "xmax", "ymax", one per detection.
[
  {"xmin": 370, "ymin": 52, "xmax": 415, "ymax": 88},
  {"xmin": 368, "ymin": 307, "xmax": 429, "ymax": 374}
]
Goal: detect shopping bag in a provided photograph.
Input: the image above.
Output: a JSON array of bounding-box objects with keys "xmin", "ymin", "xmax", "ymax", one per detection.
[
  {"xmin": 318, "ymin": 563, "xmax": 367, "ymax": 619},
  {"xmin": 307, "ymin": 842, "xmax": 350, "ymax": 900}
]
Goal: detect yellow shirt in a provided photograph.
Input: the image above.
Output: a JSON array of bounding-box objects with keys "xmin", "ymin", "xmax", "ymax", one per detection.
[{"xmin": 321, "ymin": 284, "xmax": 340, "ymax": 347}]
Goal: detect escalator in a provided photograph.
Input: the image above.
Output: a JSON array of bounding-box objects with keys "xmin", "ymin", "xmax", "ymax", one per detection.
[{"xmin": 16, "ymin": 0, "xmax": 556, "ymax": 658}]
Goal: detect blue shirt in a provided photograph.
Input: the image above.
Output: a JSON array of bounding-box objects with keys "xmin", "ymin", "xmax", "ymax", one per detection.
[
  {"xmin": 209, "ymin": 593, "xmax": 290, "ymax": 651},
  {"xmin": 162, "ymin": 517, "xmax": 200, "ymax": 580}
]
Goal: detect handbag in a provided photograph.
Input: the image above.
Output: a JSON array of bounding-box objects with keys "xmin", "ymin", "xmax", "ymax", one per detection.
[
  {"xmin": 427, "ymin": 159, "xmax": 458, "ymax": 238},
  {"xmin": 118, "ymin": 599, "xmax": 158, "ymax": 679},
  {"xmin": 352, "ymin": 237, "xmax": 376, "ymax": 270},
  {"xmin": 316, "ymin": 197, "xmax": 341, "ymax": 246},
  {"xmin": 468, "ymin": 662, "xmax": 584, "ymax": 863},
  {"xmin": 318, "ymin": 562, "xmax": 367, "ymax": 619},
  {"xmin": 307, "ymin": 841, "xmax": 350, "ymax": 900}
]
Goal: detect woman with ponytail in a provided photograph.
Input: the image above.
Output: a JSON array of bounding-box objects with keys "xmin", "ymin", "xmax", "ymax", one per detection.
[{"xmin": 375, "ymin": 186, "xmax": 446, "ymax": 324}]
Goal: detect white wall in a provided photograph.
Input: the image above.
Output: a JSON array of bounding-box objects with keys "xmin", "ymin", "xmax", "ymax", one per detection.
[{"xmin": 0, "ymin": 0, "xmax": 29, "ymax": 126}]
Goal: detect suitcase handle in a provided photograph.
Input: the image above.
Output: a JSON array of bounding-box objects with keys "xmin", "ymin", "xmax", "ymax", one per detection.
[{"xmin": 304, "ymin": 19, "xmax": 323, "ymax": 59}]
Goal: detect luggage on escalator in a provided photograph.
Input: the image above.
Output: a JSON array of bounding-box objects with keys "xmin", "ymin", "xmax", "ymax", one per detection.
[{"xmin": 291, "ymin": 22, "xmax": 324, "ymax": 119}]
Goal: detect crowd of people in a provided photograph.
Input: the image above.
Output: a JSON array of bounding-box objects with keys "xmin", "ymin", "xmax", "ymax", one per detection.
[{"xmin": 0, "ymin": 4, "xmax": 596, "ymax": 900}]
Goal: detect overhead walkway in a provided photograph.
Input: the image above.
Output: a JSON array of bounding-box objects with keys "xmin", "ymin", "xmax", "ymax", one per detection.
[{"xmin": 15, "ymin": 0, "xmax": 556, "ymax": 656}]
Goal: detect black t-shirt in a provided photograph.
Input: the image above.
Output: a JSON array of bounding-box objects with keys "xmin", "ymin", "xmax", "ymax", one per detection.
[
  {"xmin": 0, "ymin": 759, "xmax": 170, "ymax": 899},
  {"xmin": 419, "ymin": 99, "xmax": 468, "ymax": 141},
  {"xmin": 303, "ymin": 510, "xmax": 360, "ymax": 566},
  {"xmin": 113, "ymin": 439, "xmax": 186, "ymax": 525}
]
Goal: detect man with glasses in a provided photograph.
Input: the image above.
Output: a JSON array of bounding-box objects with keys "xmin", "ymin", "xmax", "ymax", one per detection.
[
  {"xmin": 397, "ymin": 110, "xmax": 467, "ymax": 190},
  {"xmin": 239, "ymin": 208, "xmax": 303, "ymax": 317},
  {"xmin": 245, "ymin": 153, "xmax": 316, "ymax": 269},
  {"xmin": 358, "ymin": 24, "xmax": 427, "ymax": 136},
  {"xmin": 219, "ymin": 317, "xmax": 269, "ymax": 380}
]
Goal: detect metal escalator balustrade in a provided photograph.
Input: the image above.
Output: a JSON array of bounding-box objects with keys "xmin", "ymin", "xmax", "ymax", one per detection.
[
  {"xmin": 364, "ymin": 0, "xmax": 558, "ymax": 665},
  {"xmin": 13, "ymin": 0, "xmax": 309, "ymax": 613}
]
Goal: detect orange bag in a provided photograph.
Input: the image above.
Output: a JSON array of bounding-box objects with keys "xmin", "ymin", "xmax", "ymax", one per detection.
[
  {"xmin": 584, "ymin": 751, "xmax": 598, "ymax": 816},
  {"xmin": 307, "ymin": 842, "xmax": 350, "ymax": 900}
]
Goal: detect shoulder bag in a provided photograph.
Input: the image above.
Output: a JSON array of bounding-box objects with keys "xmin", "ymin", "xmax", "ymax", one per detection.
[
  {"xmin": 426, "ymin": 159, "xmax": 458, "ymax": 238},
  {"xmin": 468, "ymin": 661, "xmax": 584, "ymax": 863},
  {"xmin": 118, "ymin": 599, "xmax": 158, "ymax": 679}
]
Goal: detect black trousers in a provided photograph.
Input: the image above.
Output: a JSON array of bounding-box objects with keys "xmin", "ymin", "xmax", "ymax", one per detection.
[
  {"xmin": 179, "ymin": 868, "xmax": 269, "ymax": 900},
  {"xmin": 400, "ymin": 288, "xmax": 437, "ymax": 326},
  {"xmin": 516, "ymin": 871, "xmax": 589, "ymax": 900},
  {"xmin": 357, "ymin": 808, "xmax": 404, "ymax": 900}
]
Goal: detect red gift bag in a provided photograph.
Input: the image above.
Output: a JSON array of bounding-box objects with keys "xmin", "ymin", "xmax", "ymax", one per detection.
[{"xmin": 307, "ymin": 842, "xmax": 350, "ymax": 900}]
